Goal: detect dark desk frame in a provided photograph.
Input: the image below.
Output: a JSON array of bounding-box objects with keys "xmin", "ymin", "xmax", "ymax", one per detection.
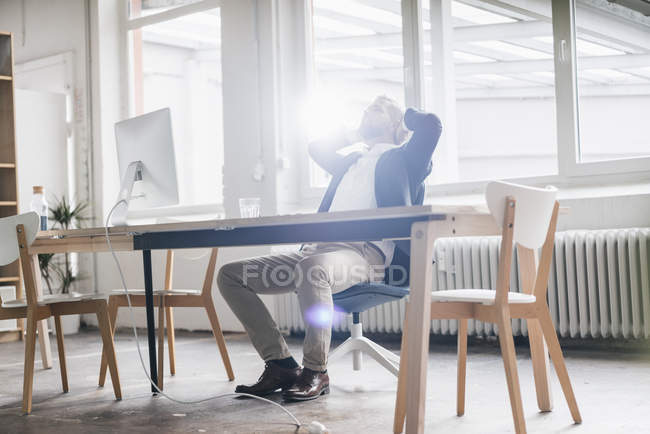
[{"xmin": 132, "ymin": 213, "xmax": 442, "ymax": 389}]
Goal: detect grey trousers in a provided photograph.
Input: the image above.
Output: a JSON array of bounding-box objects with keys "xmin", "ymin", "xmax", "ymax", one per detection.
[{"xmin": 217, "ymin": 242, "xmax": 385, "ymax": 371}]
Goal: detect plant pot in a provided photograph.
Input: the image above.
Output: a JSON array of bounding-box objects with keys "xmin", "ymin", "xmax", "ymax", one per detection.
[{"xmin": 48, "ymin": 314, "xmax": 80, "ymax": 335}]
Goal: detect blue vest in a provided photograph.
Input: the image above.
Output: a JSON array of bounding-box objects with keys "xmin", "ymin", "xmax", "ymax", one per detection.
[{"xmin": 317, "ymin": 142, "xmax": 434, "ymax": 286}]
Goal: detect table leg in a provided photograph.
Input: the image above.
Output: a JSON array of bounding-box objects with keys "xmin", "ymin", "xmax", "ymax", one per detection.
[
  {"xmin": 404, "ymin": 221, "xmax": 436, "ymax": 434},
  {"xmin": 142, "ymin": 249, "xmax": 158, "ymax": 393}
]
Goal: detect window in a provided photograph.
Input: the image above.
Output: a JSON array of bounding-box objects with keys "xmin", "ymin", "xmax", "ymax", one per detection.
[
  {"xmin": 423, "ymin": 1, "xmax": 558, "ymax": 184},
  {"xmin": 301, "ymin": 0, "xmax": 650, "ymax": 196},
  {"xmin": 308, "ymin": 0, "xmax": 405, "ymax": 188},
  {"xmin": 574, "ymin": 2, "xmax": 650, "ymax": 163},
  {"xmin": 127, "ymin": 0, "xmax": 224, "ymax": 206}
]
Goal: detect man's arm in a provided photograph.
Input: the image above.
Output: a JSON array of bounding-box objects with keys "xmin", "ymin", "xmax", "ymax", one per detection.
[
  {"xmin": 402, "ymin": 108, "xmax": 442, "ymax": 181},
  {"xmin": 308, "ymin": 129, "xmax": 359, "ymax": 175}
]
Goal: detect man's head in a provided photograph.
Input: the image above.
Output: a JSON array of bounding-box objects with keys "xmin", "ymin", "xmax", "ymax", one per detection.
[{"xmin": 358, "ymin": 96, "xmax": 408, "ymax": 146}]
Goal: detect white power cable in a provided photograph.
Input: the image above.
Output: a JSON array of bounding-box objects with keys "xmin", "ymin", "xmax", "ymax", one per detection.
[{"xmin": 103, "ymin": 200, "xmax": 303, "ymax": 429}]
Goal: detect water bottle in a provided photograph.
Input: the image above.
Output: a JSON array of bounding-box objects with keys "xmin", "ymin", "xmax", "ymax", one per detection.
[{"xmin": 30, "ymin": 186, "xmax": 48, "ymax": 231}]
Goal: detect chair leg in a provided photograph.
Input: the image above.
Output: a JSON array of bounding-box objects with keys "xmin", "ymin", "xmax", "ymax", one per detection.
[
  {"xmin": 354, "ymin": 337, "xmax": 399, "ymax": 376},
  {"xmin": 22, "ymin": 309, "xmax": 38, "ymax": 414},
  {"xmin": 327, "ymin": 336, "xmax": 356, "ymax": 363},
  {"xmin": 205, "ymin": 300, "xmax": 235, "ymax": 381},
  {"xmin": 527, "ymin": 318, "xmax": 553, "ymax": 412},
  {"xmin": 157, "ymin": 299, "xmax": 165, "ymax": 390},
  {"xmin": 537, "ymin": 307, "xmax": 582, "ymax": 424},
  {"xmin": 99, "ymin": 298, "xmax": 118, "ymax": 387},
  {"xmin": 329, "ymin": 335, "xmax": 399, "ymax": 375},
  {"xmin": 53, "ymin": 316, "xmax": 69, "ymax": 393},
  {"xmin": 496, "ymin": 309, "xmax": 526, "ymax": 434},
  {"xmin": 457, "ymin": 318, "xmax": 468, "ymax": 417},
  {"xmin": 165, "ymin": 306, "xmax": 176, "ymax": 376},
  {"xmin": 393, "ymin": 314, "xmax": 408, "ymax": 434},
  {"xmin": 96, "ymin": 301, "xmax": 122, "ymax": 400},
  {"xmin": 369, "ymin": 341, "xmax": 401, "ymax": 365},
  {"xmin": 363, "ymin": 338, "xmax": 401, "ymax": 365},
  {"xmin": 37, "ymin": 319, "xmax": 53, "ymax": 370}
]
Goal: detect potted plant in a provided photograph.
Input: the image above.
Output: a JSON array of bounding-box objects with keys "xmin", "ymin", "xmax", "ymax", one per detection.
[{"xmin": 38, "ymin": 196, "xmax": 89, "ymax": 334}]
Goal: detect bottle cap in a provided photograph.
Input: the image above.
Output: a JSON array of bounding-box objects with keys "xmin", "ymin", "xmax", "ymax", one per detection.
[{"xmin": 33, "ymin": 186, "xmax": 44, "ymax": 194}]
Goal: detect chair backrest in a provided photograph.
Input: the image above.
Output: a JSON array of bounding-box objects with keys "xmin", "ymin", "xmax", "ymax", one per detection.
[
  {"xmin": 0, "ymin": 212, "xmax": 40, "ymax": 266},
  {"xmin": 485, "ymin": 182, "xmax": 558, "ymax": 305},
  {"xmin": 163, "ymin": 248, "xmax": 219, "ymax": 297},
  {"xmin": 486, "ymin": 181, "xmax": 557, "ymax": 250}
]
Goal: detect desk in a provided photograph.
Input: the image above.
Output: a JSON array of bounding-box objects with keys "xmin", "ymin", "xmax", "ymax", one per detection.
[{"xmin": 29, "ymin": 205, "xmax": 546, "ymax": 433}]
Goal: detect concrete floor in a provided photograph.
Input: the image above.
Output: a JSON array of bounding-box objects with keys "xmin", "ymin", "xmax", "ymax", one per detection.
[{"xmin": 0, "ymin": 329, "xmax": 649, "ymax": 433}]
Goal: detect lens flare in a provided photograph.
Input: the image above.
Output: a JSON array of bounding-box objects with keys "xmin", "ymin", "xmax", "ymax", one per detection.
[{"xmin": 305, "ymin": 304, "xmax": 333, "ymax": 328}]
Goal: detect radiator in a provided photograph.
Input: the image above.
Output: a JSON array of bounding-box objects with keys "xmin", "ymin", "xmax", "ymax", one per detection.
[{"xmin": 275, "ymin": 229, "xmax": 650, "ymax": 339}]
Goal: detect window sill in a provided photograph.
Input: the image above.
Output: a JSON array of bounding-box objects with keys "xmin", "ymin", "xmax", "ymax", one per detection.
[{"xmin": 426, "ymin": 179, "xmax": 650, "ymax": 207}]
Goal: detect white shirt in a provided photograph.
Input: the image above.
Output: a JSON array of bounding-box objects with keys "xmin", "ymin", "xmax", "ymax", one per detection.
[{"xmin": 329, "ymin": 143, "xmax": 396, "ymax": 266}]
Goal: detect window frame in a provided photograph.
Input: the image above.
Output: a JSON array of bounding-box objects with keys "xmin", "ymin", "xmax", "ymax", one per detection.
[
  {"xmin": 301, "ymin": 0, "xmax": 650, "ymax": 202},
  {"xmin": 125, "ymin": 0, "xmax": 222, "ymax": 30},
  {"xmin": 120, "ymin": 0, "xmax": 225, "ymax": 216},
  {"xmin": 124, "ymin": 0, "xmax": 223, "ymax": 115},
  {"xmin": 554, "ymin": 0, "xmax": 650, "ymax": 179}
]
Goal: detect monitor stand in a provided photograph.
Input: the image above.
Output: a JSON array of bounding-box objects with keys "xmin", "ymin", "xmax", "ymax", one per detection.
[{"xmin": 110, "ymin": 160, "xmax": 144, "ymax": 226}]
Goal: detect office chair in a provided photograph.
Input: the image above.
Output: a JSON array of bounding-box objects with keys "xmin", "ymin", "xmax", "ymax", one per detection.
[{"xmin": 329, "ymin": 282, "xmax": 409, "ymax": 376}]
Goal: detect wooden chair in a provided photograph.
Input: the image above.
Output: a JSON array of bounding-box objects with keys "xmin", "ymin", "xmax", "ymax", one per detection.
[
  {"xmin": 98, "ymin": 248, "xmax": 234, "ymax": 390},
  {"xmin": 0, "ymin": 212, "xmax": 121, "ymax": 414},
  {"xmin": 394, "ymin": 181, "xmax": 582, "ymax": 434}
]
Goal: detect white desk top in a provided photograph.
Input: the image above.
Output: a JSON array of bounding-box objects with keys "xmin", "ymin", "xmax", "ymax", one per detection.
[{"xmin": 36, "ymin": 204, "xmax": 491, "ymax": 240}]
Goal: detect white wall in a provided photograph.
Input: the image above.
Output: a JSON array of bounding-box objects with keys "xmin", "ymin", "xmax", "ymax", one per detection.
[
  {"xmin": 559, "ymin": 194, "xmax": 650, "ymax": 231},
  {"xmin": 89, "ymin": 0, "xmax": 125, "ymax": 223},
  {"xmin": 0, "ymin": 0, "xmax": 92, "ymax": 209},
  {"xmin": 0, "ymin": 0, "xmax": 95, "ymax": 295},
  {"xmin": 15, "ymin": 89, "xmax": 68, "ymax": 212}
]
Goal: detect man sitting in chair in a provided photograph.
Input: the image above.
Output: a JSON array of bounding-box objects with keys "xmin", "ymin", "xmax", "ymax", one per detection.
[{"xmin": 218, "ymin": 96, "xmax": 442, "ymax": 401}]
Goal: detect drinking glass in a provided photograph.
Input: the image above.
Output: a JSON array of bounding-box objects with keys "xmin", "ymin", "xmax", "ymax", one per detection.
[{"xmin": 239, "ymin": 197, "xmax": 261, "ymax": 218}]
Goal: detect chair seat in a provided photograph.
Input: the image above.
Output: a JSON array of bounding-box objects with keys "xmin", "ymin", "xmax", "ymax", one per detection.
[
  {"xmin": 333, "ymin": 282, "xmax": 409, "ymax": 314},
  {"xmin": 431, "ymin": 289, "xmax": 536, "ymax": 305},
  {"xmin": 2, "ymin": 292, "xmax": 102, "ymax": 308},
  {"xmin": 109, "ymin": 288, "xmax": 200, "ymax": 296}
]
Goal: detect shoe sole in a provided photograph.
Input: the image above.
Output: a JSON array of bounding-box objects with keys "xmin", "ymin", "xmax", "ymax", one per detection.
[
  {"xmin": 282, "ymin": 385, "xmax": 330, "ymax": 402},
  {"xmin": 235, "ymin": 390, "xmax": 281, "ymax": 398},
  {"xmin": 235, "ymin": 378, "xmax": 299, "ymax": 398}
]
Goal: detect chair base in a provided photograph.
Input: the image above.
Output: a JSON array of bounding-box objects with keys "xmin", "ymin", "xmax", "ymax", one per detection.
[{"xmin": 329, "ymin": 321, "xmax": 400, "ymax": 377}]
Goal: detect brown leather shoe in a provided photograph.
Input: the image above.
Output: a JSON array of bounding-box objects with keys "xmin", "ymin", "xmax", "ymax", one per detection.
[
  {"xmin": 235, "ymin": 363, "xmax": 301, "ymax": 397},
  {"xmin": 282, "ymin": 368, "xmax": 330, "ymax": 401}
]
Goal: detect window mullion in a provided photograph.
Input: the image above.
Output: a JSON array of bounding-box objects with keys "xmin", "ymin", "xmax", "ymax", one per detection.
[
  {"xmin": 552, "ymin": 0, "xmax": 580, "ymax": 177},
  {"xmin": 428, "ymin": 0, "xmax": 459, "ymax": 184},
  {"xmin": 401, "ymin": 0, "xmax": 425, "ymax": 108}
]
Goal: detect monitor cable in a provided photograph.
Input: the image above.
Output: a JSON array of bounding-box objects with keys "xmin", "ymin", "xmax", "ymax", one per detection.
[{"xmin": 104, "ymin": 200, "xmax": 328, "ymax": 433}]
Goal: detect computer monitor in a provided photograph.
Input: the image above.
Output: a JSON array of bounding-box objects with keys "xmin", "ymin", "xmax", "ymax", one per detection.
[{"xmin": 110, "ymin": 108, "xmax": 179, "ymax": 226}]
